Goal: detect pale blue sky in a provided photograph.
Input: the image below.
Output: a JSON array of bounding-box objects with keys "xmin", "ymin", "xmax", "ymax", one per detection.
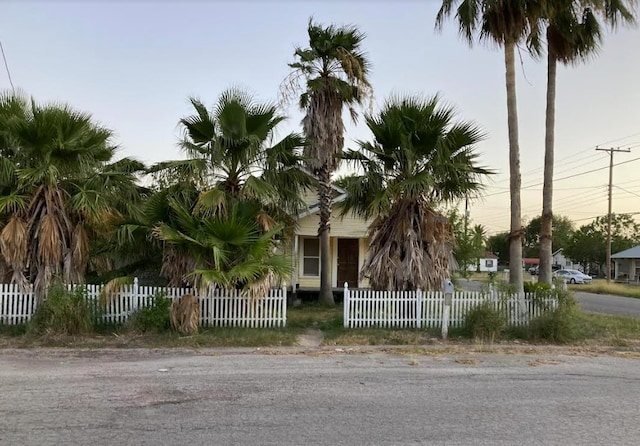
[{"xmin": 1, "ymin": 0, "xmax": 639, "ymax": 233}]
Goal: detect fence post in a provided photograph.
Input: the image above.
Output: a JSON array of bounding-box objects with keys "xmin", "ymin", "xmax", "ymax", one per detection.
[
  {"xmin": 343, "ymin": 282, "xmax": 350, "ymax": 328},
  {"xmin": 441, "ymin": 279, "xmax": 454, "ymax": 340},
  {"xmin": 416, "ymin": 288, "xmax": 423, "ymax": 329},
  {"xmin": 281, "ymin": 282, "xmax": 287, "ymax": 327},
  {"xmin": 132, "ymin": 277, "xmax": 140, "ymax": 314}
]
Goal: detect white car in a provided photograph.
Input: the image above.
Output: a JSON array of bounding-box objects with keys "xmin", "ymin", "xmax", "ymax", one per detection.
[{"xmin": 553, "ymin": 269, "xmax": 592, "ymax": 284}]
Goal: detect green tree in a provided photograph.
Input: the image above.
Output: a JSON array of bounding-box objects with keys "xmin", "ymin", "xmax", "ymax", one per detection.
[
  {"xmin": 565, "ymin": 214, "xmax": 640, "ymax": 272},
  {"xmin": 487, "ymin": 231, "xmax": 510, "ymax": 265},
  {"xmin": 524, "ymin": 215, "xmax": 574, "ymax": 257},
  {"xmin": 436, "ymin": 0, "xmax": 544, "ymax": 295},
  {"xmin": 537, "ymin": 0, "xmax": 635, "ymax": 284},
  {"xmin": 284, "ymin": 19, "xmax": 372, "ymax": 305},
  {"xmin": 471, "ymin": 224, "xmax": 487, "ymax": 271},
  {"xmin": 337, "ymin": 94, "xmax": 491, "ymax": 290},
  {"xmin": 0, "ymin": 92, "xmax": 144, "ymax": 298},
  {"xmin": 147, "ymin": 89, "xmax": 311, "ymax": 289}
]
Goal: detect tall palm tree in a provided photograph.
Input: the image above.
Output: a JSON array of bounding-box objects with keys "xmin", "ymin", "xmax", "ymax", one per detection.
[
  {"xmin": 436, "ymin": 0, "xmax": 543, "ymax": 295},
  {"xmin": 0, "ymin": 92, "xmax": 145, "ymax": 298},
  {"xmin": 337, "ymin": 94, "xmax": 491, "ymax": 290},
  {"xmin": 537, "ymin": 0, "xmax": 635, "ymax": 284},
  {"xmin": 284, "ymin": 19, "xmax": 372, "ymax": 305},
  {"xmin": 148, "ymin": 88, "xmax": 310, "ymax": 289},
  {"xmin": 472, "ymin": 224, "xmax": 487, "ymax": 271}
]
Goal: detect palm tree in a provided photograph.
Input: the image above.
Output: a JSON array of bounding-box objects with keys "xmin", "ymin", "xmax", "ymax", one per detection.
[
  {"xmin": 148, "ymin": 88, "xmax": 310, "ymax": 289},
  {"xmin": 337, "ymin": 94, "xmax": 492, "ymax": 291},
  {"xmin": 0, "ymin": 92, "xmax": 145, "ymax": 298},
  {"xmin": 283, "ymin": 19, "xmax": 372, "ymax": 305},
  {"xmin": 537, "ymin": 0, "xmax": 635, "ymax": 284},
  {"xmin": 154, "ymin": 199, "xmax": 291, "ymax": 297},
  {"xmin": 436, "ymin": 0, "xmax": 543, "ymax": 295}
]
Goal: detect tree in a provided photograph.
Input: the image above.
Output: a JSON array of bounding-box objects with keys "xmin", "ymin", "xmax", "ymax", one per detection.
[
  {"xmin": 487, "ymin": 231, "xmax": 510, "ymax": 264},
  {"xmin": 436, "ymin": 0, "xmax": 543, "ymax": 295},
  {"xmin": 0, "ymin": 92, "xmax": 144, "ymax": 298},
  {"xmin": 471, "ymin": 224, "xmax": 487, "ymax": 271},
  {"xmin": 537, "ymin": 0, "xmax": 635, "ymax": 284},
  {"xmin": 284, "ymin": 19, "xmax": 372, "ymax": 305},
  {"xmin": 337, "ymin": 94, "xmax": 491, "ymax": 290},
  {"xmin": 147, "ymin": 89, "xmax": 312, "ymax": 288},
  {"xmin": 524, "ymin": 214, "xmax": 574, "ymax": 257},
  {"xmin": 565, "ymin": 214, "xmax": 640, "ymax": 272}
]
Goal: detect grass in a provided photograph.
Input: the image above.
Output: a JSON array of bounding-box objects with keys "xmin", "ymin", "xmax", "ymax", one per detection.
[
  {"xmin": 570, "ymin": 279, "xmax": 640, "ymax": 299},
  {"xmin": 1, "ymin": 300, "xmax": 640, "ymax": 349}
]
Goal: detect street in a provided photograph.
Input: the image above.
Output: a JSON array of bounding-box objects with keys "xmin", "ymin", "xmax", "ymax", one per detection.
[
  {"xmin": 1, "ymin": 349, "xmax": 639, "ymax": 445},
  {"xmin": 574, "ymin": 291, "xmax": 640, "ymax": 318}
]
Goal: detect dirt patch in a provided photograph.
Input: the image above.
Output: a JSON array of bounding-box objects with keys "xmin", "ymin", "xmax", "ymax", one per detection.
[{"xmin": 296, "ymin": 329, "xmax": 324, "ymax": 347}]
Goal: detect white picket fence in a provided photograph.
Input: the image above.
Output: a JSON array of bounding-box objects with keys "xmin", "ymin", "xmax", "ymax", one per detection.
[
  {"xmin": 343, "ymin": 285, "xmax": 557, "ymax": 329},
  {"xmin": 0, "ymin": 279, "xmax": 287, "ymax": 328}
]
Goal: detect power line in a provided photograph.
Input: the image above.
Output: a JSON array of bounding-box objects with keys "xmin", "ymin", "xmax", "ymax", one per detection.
[{"xmin": 0, "ymin": 39, "xmax": 14, "ymax": 91}]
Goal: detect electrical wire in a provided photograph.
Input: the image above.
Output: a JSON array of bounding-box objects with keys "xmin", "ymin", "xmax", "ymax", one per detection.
[{"xmin": 0, "ymin": 40, "xmax": 14, "ymax": 91}]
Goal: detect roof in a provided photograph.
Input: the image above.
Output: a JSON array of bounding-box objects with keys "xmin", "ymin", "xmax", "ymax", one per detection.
[
  {"xmin": 295, "ymin": 182, "xmax": 348, "ymax": 220},
  {"xmin": 523, "ymin": 258, "xmax": 539, "ymax": 265},
  {"xmin": 483, "ymin": 251, "xmax": 498, "ymax": 259},
  {"xmin": 612, "ymin": 245, "xmax": 640, "ymax": 259},
  {"xmin": 552, "ymin": 248, "xmax": 563, "ymax": 256}
]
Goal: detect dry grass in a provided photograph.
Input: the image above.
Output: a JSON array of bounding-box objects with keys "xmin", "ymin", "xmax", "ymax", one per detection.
[{"xmin": 571, "ymin": 279, "xmax": 640, "ymax": 299}]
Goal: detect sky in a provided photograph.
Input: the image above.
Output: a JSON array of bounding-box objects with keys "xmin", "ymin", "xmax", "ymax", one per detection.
[{"xmin": 1, "ymin": 0, "xmax": 639, "ymax": 235}]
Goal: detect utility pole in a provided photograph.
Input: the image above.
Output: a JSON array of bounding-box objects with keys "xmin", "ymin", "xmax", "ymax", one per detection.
[{"xmin": 596, "ymin": 146, "xmax": 630, "ymax": 283}]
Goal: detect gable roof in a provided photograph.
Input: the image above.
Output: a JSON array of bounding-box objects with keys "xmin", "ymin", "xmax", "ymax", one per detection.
[
  {"xmin": 483, "ymin": 251, "xmax": 498, "ymax": 259},
  {"xmin": 295, "ymin": 181, "xmax": 348, "ymax": 220},
  {"xmin": 612, "ymin": 245, "xmax": 640, "ymax": 259}
]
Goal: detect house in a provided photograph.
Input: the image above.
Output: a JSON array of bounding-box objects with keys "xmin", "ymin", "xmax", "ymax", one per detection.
[
  {"xmin": 286, "ymin": 183, "xmax": 373, "ymax": 291},
  {"xmin": 552, "ymin": 248, "xmax": 581, "ymax": 270},
  {"xmin": 466, "ymin": 252, "xmax": 498, "ymax": 272},
  {"xmin": 522, "ymin": 258, "xmax": 539, "ymax": 270},
  {"xmin": 612, "ymin": 246, "xmax": 640, "ymax": 283}
]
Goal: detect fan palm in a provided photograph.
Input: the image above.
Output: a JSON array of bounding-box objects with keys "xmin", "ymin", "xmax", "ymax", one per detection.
[
  {"xmin": 436, "ymin": 0, "xmax": 543, "ymax": 294},
  {"xmin": 154, "ymin": 199, "xmax": 290, "ymax": 297},
  {"xmin": 537, "ymin": 0, "xmax": 635, "ymax": 284},
  {"xmin": 283, "ymin": 19, "xmax": 372, "ymax": 305},
  {"xmin": 0, "ymin": 91, "xmax": 145, "ymax": 299},
  {"xmin": 337, "ymin": 94, "xmax": 492, "ymax": 291},
  {"xmin": 150, "ymin": 88, "xmax": 311, "ymax": 227}
]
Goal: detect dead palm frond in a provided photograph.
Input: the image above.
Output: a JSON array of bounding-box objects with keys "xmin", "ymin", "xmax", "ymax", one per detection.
[
  {"xmin": 99, "ymin": 276, "xmax": 133, "ymax": 305},
  {"xmin": 170, "ymin": 294, "xmax": 200, "ymax": 334}
]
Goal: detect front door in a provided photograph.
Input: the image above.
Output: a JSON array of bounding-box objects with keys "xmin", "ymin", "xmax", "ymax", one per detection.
[{"xmin": 337, "ymin": 238, "xmax": 359, "ymax": 288}]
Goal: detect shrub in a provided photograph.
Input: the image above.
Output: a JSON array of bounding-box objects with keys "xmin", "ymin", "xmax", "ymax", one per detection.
[
  {"xmin": 523, "ymin": 281, "xmax": 552, "ymax": 295},
  {"xmin": 527, "ymin": 291, "xmax": 584, "ymax": 343},
  {"xmin": 28, "ymin": 282, "xmax": 97, "ymax": 336},
  {"xmin": 128, "ymin": 293, "xmax": 172, "ymax": 333},
  {"xmin": 462, "ymin": 300, "xmax": 507, "ymax": 343}
]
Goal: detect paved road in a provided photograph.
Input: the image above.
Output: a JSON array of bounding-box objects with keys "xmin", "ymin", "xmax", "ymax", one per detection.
[
  {"xmin": 574, "ymin": 291, "xmax": 640, "ymax": 318},
  {"xmin": 1, "ymin": 349, "xmax": 639, "ymax": 445},
  {"xmin": 459, "ymin": 280, "xmax": 640, "ymax": 318}
]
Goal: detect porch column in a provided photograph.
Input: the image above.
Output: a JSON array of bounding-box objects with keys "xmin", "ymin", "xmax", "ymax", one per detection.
[
  {"xmin": 292, "ymin": 235, "xmax": 299, "ymax": 291},
  {"xmin": 614, "ymin": 259, "xmax": 619, "ymax": 280}
]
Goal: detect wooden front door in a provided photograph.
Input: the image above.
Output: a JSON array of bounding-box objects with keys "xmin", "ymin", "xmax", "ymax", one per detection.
[{"xmin": 337, "ymin": 239, "xmax": 359, "ymax": 288}]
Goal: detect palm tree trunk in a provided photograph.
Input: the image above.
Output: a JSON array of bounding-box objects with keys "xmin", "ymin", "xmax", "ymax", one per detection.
[
  {"xmin": 504, "ymin": 39, "xmax": 524, "ymax": 295},
  {"xmin": 540, "ymin": 44, "xmax": 557, "ymax": 285},
  {"xmin": 318, "ymin": 163, "xmax": 335, "ymax": 305}
]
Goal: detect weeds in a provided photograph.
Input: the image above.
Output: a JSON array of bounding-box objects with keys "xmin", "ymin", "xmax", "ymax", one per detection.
[
  {"xmin": 127, "ymin": 293, "xmax": 172, "ymax": 333},
  {"xmin": 28, "ymin": 282, "xmax": 99, "ymax": 336},
  {"xmin": 462, "ymin": 300, "xmax": 507, "ymax": 343}
]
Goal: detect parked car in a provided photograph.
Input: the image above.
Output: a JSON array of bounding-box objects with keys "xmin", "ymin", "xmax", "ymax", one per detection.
[
  {"xmin": 553, "ymin": 269, "xmax": 592, "ymax": 284},
  {"xmin": 528, "ymin": 266, "xmax": 539, "ymax": 275}
]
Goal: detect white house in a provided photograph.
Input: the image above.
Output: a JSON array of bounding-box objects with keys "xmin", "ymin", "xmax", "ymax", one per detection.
[
  {"xmin": 552, "ymin": 248, "xmax": 581, "ymax": 270},
  {"xmin": 466, "ymin": 252, "xmax": 498, "ymax": 272}
]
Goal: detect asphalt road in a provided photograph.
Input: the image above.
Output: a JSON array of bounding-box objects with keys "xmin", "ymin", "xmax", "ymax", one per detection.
[
  {"xmin": 459, "ymin": 280, "xmax": 640, "ymax": 318},
  {"xmin": 1, "ymin": 349, "xmax": 639, "ymax": 446},
  {"xmin": 574, "ymin": 291, "xmax": 640, "ymax": 318}
]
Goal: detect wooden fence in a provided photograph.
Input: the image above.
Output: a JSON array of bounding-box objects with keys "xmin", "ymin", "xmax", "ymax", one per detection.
[
  {"xmin": 343, "ymin": 285, "xmax": 557, "ymax": 329},
  {"xmin": 0, "ymin": 279, "xmax": 287, "ymax": 328}
]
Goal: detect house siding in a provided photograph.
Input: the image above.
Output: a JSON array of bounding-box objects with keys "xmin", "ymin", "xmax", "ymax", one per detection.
[{"xmin": 296, "ymin": 212, "xmax": 371, "ymax": 238}]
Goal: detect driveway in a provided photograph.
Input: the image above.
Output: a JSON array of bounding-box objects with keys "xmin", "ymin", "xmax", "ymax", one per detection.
[{"xmin": 1, "ymin": 349, "xmax": 640, "ymax": 446}]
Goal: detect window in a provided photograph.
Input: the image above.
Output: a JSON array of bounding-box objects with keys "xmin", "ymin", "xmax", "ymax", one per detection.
[
  {"xmin": 485, "ymin": 260, "xmax": 494, "ymax": 268},
  {"xmin": 302, "ymin": 238, "xmax": 320, "ymax": 276}
]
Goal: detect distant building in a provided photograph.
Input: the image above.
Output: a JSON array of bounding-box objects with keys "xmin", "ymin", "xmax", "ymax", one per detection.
[
  {"xmin": 552, "ymin": 248, "xmax": 581, "ymax": 271},
  {"xmin": 467, "ymin": 252, "xmax": 498, "ymax": 272}
]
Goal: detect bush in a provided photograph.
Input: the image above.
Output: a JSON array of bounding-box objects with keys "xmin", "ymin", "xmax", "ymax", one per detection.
[
  {"xmin": 462, "ymin": 300, "xmax": 507, "ymax": 342},
  {"xmin": 28, "ymin": 282, "xmax": 97, "ymax": 336},
  {"xmin": 527, "ymin": 291, "xmax": 583, "ymax": 343},
  {"xmin": 523, "ymin": 281, "xmax": 552, "ymax": 295},
  {"xmin": 128, "ymin": 293, "xmax": 172, "ymax": 333}
]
